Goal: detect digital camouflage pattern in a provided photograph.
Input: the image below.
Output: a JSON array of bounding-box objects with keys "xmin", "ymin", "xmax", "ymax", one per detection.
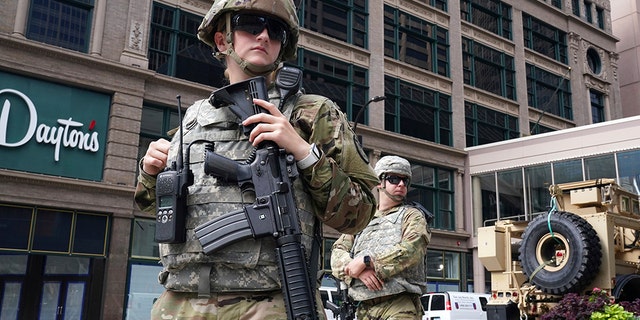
[
  {"xmin": 134, "ymin": 82, "xmax": 378, "ymax": 318},
  {"xmin": 374, "ymin": 155, "xmax": 412, "ymax": 180},
  {"xmin": 331, "ymin": 206, "xmax": 430, "ymax": 301}
]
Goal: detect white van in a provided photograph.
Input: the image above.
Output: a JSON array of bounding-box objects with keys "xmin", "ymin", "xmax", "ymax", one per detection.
[{"xmin": 421, "ymin": 292, "xmax": 490, "ymax": 320}]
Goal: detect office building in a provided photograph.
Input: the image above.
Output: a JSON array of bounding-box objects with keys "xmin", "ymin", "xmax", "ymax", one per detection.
[{"xmin": 0, "ymin": 0, "xmax": 624, "ymax": 318}]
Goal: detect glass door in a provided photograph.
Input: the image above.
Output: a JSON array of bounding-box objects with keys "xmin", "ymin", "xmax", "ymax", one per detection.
[{"xmin": 38, "ymin": 281, "xmax": 85, "ymax": 320}]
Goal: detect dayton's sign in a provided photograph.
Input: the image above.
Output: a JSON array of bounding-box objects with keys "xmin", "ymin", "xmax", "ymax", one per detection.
[
  {"xmin": 1, "ymin": 89, "xmax": 100, "ymax": 162},
  {"xmin": 0, "ymin": 72, "xmax": 111, "ymax": 181}
]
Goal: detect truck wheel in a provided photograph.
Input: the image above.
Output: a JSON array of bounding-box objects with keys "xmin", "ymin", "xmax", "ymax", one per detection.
[{"xmin": 519, "ymin": 211, "xmax": 601, "ymax": 295}]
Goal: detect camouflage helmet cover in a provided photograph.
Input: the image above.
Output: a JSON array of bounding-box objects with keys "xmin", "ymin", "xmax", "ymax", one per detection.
[
  {"xmin": 197, "ymin": 0, "xmax": 299, "ymax": 62},
  {"xmin": 374, "ymin": 155, "xmax": 412, "ymax": 179}
]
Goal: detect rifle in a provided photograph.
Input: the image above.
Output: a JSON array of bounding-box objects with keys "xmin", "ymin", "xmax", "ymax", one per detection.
[
  {"xmin": 194, "ymin": 72, "xmax": 318, "ymax": 320},
  {"xmin": 324, "ymin": 274, "xmax": 357, "ymax": 320}
]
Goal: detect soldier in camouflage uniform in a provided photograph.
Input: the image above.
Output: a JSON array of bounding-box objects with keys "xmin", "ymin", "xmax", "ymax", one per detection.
[
  {"xmin": 331, "ymin": 155, "xmax": 432, "ymax": 320},
  {"xmin": 134, "ymin": 0, "xmax": 379, "ymax": 318}
]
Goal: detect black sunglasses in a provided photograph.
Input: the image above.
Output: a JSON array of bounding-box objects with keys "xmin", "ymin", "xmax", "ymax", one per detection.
[
  {"xmin": 231, "ymin": 13, "xmax": 288, "ymax": 44},
  {"xmin": 385, "ymin": 175, "xmax": 409, "ymax": 185}
]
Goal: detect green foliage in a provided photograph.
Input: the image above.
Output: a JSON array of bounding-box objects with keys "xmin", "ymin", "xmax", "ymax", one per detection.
[{"xmin": 590, "ymin": 304, "xmax": 635, "ymax": 320}]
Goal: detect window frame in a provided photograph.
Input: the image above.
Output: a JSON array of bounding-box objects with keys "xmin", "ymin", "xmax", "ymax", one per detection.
[
  {"xmin": 384, "ymin": 76, "xmax": 452, "ymax": 145},
  {"xmin": 465, "ymin": 101, "xmax": 519, "ymax": 147},
  {"xmin": 523, "ymin": 13, "xmax": 568, "ymax": 64},
  {"xmin": 525, "ymin": 63, "xmax": 573, "ymax": 120},
  {"xmin": 26, "ymin": 0, "xmax": 95, "ymax": 52},
  {"xmin": 462, "ymin": 38, "xmax": 517, "ymax": 101},
  {"xmin": 384, "ymin": 5, "xmax": 450, "ymax": 77},
  {"xmin": 460, "ymin": 0, "xmax": 512, "ymax": 40},
  {"xmin": 298, "ymin": 0, "xmax": 369, "ymax": 48}
]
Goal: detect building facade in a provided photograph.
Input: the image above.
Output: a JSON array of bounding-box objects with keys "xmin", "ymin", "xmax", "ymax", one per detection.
[
  {"xmin": 611, "ymin": 0, "xmax": 640, "ymax": 117},
  {"xmin": 0, "ymin": 0, "xmax": 622, "ymax": 318}
]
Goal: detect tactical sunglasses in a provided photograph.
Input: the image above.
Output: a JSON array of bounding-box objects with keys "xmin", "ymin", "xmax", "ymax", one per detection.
[
  {"xmin": 385, "ymin": 175, "xmax": 409, "ymax": 185},
  {"xmin": 231, "ymin": 13, "xmax": 288, "ymax": 44}
]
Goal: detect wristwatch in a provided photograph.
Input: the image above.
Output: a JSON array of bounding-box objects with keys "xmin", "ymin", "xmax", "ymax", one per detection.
[
  {"xmin": 363, "ymin": 255, "xmax": 371, "ymax": 268},
  {"xmin": 297, "ymin": 143, "xmax": 321, "ymax": 170}
]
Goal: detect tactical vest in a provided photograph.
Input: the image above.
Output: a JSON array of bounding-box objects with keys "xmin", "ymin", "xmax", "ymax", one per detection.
[
  {"xmin": 158, "ymin": 85, "xmax": 317, "ymax": 293},
  {"xmin": 348, "ymin": 206, "xmax": 427, "ymax": 301}
]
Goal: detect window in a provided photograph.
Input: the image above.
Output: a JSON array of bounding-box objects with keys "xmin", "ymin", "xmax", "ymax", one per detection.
[
  {"xmin": 475, "ymin": 174, "xmax": 497, "ymax": 225},
  {"xmin": 295, "ymin": 51, "xmax": 368, "ymax": 122},
  {"xmin": 0, "ymin": 204, "xmax": 109, "ymax": 256},
  {"xmin": 138, "ymin": 105, "xmax": 180, "ymax": 170},
  {"xmin": 584, "ymin": 154, "xmax": 615, "ymax": 181},
  {"xmin": 460, "ymin": 0, "xmax": 512, "ymax": 39},
  {"xmin": 524, "ymin": 164, "xmax": 552, "ymax": 215},
  {"xmin": 590, "ymin": 90, "xmax": 605, "ymax": 123},
  {"xmin": 125, "ymin": 263, "xmax": 164, "ymax": 319},
  {"xmin": 127, "ymin": 218, "xmax": 164, "ymax": 318},
  {"xmin": 384, "ymin": 6, "xmax": 450, "ymax": 77},
  {"xmin": 427, "ymin": 250, "xmax": 460, "ymax": 280},
  {"xmin": 587, "ymin": 48, "xmax": 601, "ymax": 74},
  {"xmin": 462, "ymin": 38, "xmax": 516, "ymax": 100},
  {"xmin": 617, "ymin": 149, "xmax": 640, "ymax": 194},
  {"xmin": 408, "ymin": 164, "xmax": 455, "ymax": 231},
  {"xmin": 596, "ymin": 6, "xmax": 604, "ymax": 29},
  {"xmin": 529, "ymin": 122, "xmax": 556, "ymax": 135},
  {"xmin": 27, "ymin": 0, "xmax": 93, "ymax": 52},
  {"xmin": 497, "ymin": 169, "xmax": 524, "ymax": 220},
  {"xmin": 549, "ymin": 0, "xmax": 562, "ymax": 9},
  {"xmin": 572, "ymin": 0, "xmax": 580, "ymax": 16},
  {"xmin": 523, "ymin": 13, "xmax": 568, "ymax": 64},
  {"xmin": 585, "ymin": 1, "xmax": 593, "ymax": 23},
  {"xmin": 526, "ymin": 64, "xmax": 572, "ymax": 120},
  {"xmin": 384, "ymin": 76, "xmax": 452, "ymax": 145},
  {"xmin": 553, "ymin": 159, "xmax": 583, "ymax": 184},
  {"xmin": 465, "ymin": 102, "xmax": 519, "ymax": 147},
  {"xmin": 299, "ymin": 0, "xmax": 367, "ymax": 48},
  {"xmin": 322, "ymin": 238, "xmax": 336, "ymax": 271},
  {"xmin": 148, "ymin": 3, "xmax": 226, "ymax": 87},
  {"xmin": 429, "ymin": 0, "xmax": 448, "ymax": 11}
]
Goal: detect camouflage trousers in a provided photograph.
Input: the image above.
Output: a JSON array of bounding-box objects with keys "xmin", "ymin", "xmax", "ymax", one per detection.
[
  {"xmin": 150, "ymin": 290, "xmax": 328, "ymax": 320},
  {"xmin": 355, "ymin": 293, "xmax": 423, "ymax": 320}
]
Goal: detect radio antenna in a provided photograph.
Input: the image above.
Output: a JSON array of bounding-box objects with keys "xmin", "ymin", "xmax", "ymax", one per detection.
[
  {"xmin": 176, "ymin": 95, "xmax": 184, "ymax": 169},
  {"xmin": 530, "ymin": 67, "xmax": 572, "ymax": 135}
]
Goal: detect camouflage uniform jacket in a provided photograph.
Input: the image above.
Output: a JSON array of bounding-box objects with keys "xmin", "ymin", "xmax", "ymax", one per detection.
[
  {"xmin": 134, "ymin": 83, "xmax": 378, "ymax": 293},
  {"xmin": 331, "ymin": 204, "xmax": 431, "ymax": 301}
]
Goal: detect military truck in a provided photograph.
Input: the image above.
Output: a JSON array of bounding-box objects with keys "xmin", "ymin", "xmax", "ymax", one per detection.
[{"xmin": 478, "ymin": 179, "xmax": 640, "ymax": 319}]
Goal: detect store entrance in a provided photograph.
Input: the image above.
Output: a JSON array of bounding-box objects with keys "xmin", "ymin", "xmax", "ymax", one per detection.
[{"xmin": 0, "ymin": 254, "xmax": 105, "ymax": 320}]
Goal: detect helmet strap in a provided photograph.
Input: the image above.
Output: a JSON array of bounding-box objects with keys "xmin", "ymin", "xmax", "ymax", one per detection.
[
  {"xmin": 378, "ymin": 180, "xmax": 405, "ymax": 202},
  {"xmin": 218, "ymin": 13, "xmax": 281, "ymax": 77}
]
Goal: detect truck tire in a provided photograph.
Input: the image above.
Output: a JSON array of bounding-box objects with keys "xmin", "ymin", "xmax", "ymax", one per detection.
[{"xmin": 518, "ymin": 211, "xmax": 601, "ymax": 295}]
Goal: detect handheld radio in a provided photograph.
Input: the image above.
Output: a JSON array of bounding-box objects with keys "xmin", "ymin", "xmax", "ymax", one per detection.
[{"xmin": 155, "ymin": 95, "xmax": 193, "ymax": 243}]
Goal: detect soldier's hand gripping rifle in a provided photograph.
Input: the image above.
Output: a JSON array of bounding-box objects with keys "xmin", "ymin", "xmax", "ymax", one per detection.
[
  {"xmin": 194, "ymin": 72, "xmax": 318, "ymax": 320},
  {"xmin": 324, "ymin": 274, "xmax": 357, "ymax": 320}
]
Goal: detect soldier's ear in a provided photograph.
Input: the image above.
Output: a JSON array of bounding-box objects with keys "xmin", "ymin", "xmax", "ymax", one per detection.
[{"xmin": 214, "ymin": 31, "xmax": 227, "ymax": 52}]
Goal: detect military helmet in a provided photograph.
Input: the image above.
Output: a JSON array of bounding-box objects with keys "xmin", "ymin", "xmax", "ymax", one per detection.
[
  {"xmin": 374, "ymin": 155, "xmax": 412, "ymax": 179},
  {"xmin": 197, "ymin": 0, "xmax": 299, "ymax": 62}
]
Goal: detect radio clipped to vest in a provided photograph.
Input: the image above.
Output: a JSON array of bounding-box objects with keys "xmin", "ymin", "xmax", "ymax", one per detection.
[{"xmin": 155, "ymin": 96, "xmax": 194, "ymax": 244}]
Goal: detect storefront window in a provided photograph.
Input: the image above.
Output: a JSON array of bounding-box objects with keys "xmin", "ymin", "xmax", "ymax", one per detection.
[
  {"xmin": 125, "ymin": 264, "xmax": 164, "ymax": 319},
  {"xmin": 131, "ymin": 219, "xmax": 159, "ymax": 259},
  {"xmin": 497, "ymin": 170, "xmax": 524, "ymax": 220},
  {"xmin": 427, "ymin": 250, "xmax": 460, "ymax": 280},
  {"xmin": 584, "ymin": 154, "xmax": 616, "ymax": 180},
  {"xmin": 525, "ymin": 164, "xmax": 552, "ymax": 217},
  {"xmin": 553, "ymin": 159, "xmax": 583, "ymax": 184},
  {"xmin": 617, "ymin": 150, "xmax": 640, "ymax": 194}
]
